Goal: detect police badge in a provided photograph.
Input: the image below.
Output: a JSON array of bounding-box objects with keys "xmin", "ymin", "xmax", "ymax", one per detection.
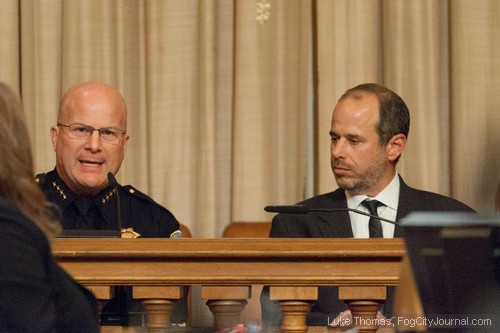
[{"xmin": 120, "ymin": 227, "xmax": 140, "ymax": 238}]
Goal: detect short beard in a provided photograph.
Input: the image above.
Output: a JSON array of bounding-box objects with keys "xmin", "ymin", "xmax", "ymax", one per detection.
[{"xmin": 333, "ymin": 157, "xmax": 386, "ymax": 195}]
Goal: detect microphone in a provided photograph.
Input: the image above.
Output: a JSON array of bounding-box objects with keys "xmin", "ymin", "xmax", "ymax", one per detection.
[
  {"xmin": 264, "ymin": 204, "xmax": 397, "ymax": 225},
  {"xmin": 107, "ymin": 172, "xmax": 123, "ymax": 237},
  {"xmin": 264, "ymin": 205, "xmax": 310, "ymax": 214}
]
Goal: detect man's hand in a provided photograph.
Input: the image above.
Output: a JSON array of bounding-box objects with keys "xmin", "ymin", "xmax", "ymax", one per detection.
[
  {"xmin": 329, "ymin": 310, "xmax": 353, "ymax": 328},
  {"xmin": 329, "ymin": 310, "xmax": 392, "ymax": 328}
]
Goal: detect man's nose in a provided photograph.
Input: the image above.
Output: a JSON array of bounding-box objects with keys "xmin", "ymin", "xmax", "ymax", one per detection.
[
  {"xmin": 331, "ymin": 139, "xmax": 346, "ymax": 158},
  {"xmin": 86, "ymin": 130, "xmax": 102, "ymax": 151}
]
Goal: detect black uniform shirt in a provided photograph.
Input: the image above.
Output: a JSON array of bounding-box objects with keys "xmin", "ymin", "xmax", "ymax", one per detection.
[
  {"xmin": 35, "ymin": 169, "xmax": 187, "ymax": 325},
  {"xmin": 36, "ymin": 169, "xmax": 181, "ymax": 238}
]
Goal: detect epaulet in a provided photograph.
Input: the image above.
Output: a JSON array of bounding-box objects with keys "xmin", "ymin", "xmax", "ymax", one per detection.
[
  {"xmin": 122, "ymin": 185, "xmax": 165, "ymax": 208},
  {"xmin": 35, "ymin": 173, "xmax": 46, "ymax": 186}
]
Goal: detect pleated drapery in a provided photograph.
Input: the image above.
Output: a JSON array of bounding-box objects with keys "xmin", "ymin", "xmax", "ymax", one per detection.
[{"xmin": 1, "ymin": 0, "xmax": 499, "ymax": 237}]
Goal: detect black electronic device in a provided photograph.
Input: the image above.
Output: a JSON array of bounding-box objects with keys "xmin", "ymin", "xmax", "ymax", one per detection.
[{"xmin": 400, "ymin": 212, "xmax": 499, "ymax": 332}]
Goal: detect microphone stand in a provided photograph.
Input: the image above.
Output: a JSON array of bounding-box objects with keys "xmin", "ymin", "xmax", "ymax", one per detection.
[{"xmin": 108, "ymin": 172, "xmax": 123, "ymax": 238}]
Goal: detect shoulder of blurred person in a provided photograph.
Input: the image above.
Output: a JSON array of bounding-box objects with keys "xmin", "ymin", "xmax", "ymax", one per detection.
[
  {"xmin": 0, "ymin": 81, "xmax": 99, "ymax": 332},
  {"xmin": 0, "ymin": 198, "xmax": 100, "ymax": 332}
]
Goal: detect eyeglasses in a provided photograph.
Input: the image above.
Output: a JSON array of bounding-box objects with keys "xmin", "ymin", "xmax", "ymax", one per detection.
[{"xmin": 57, "ymin": 123, "xmax": 126, "ymax": 144}]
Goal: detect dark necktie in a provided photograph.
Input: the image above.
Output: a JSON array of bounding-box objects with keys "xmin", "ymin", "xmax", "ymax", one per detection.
[
  {"xmin": 73, "ymin": 197, "xmax": 96, "ymax": 229},
  {"xmin": 361, "ymin": 199, "xmax": 383, "ymax": 238}
]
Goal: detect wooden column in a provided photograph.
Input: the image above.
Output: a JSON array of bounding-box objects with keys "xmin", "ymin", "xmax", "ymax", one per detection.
[
  {"xmin": 270, "ymin": 286, "xmax": 316, "ymax": 333},
  {"xmin": 339, "ymin": 286, "xmax": 386, "ymax": 333},
  {"xmin": 202, "ymin": 285, "xmax": 250, "ymax": 331},
  {"xmin": 134, "ymin": 286, "xmax": 183, "ymax": 330}
]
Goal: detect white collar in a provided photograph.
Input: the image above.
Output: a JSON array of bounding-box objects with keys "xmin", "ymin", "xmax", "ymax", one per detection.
[{"xmin": 346, "ymin": 173, "xmax": 400, "ymax": 211}]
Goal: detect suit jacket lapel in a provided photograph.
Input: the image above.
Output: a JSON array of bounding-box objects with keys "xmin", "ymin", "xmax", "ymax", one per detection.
[
  {"xmin": 315, "ymin": 189, "xmax": 354, "ymax": 238},
  {"xmin": 317, "ymin": 179, "xmax": 408, "ymax": 238},
  {"xmin": 394, "ymin": 176, "xmax": 414, "ymax": 237},
  {"xmin": 307, "ymin": 177, "xmax": 415, "ymax": 238}
]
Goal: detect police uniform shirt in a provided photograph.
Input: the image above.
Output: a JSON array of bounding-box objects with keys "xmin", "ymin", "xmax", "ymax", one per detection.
[{"xmin": 36, "ymin": 169, "xmax": 181, "ymax": 238}]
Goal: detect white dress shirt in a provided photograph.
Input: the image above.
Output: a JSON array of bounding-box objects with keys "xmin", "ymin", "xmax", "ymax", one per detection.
[{"xmin": 346, "ymin": 173, "xmax": 400, "ymax": 238}]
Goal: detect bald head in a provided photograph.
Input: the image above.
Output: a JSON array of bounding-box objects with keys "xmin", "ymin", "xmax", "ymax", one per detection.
[
  {"xmin": 51, "ymin": 81, "xmax": 129, "ymax": 196},
  {"xmin": 58, "ymin": 81, "xmax": 127, "ymax": 129}
]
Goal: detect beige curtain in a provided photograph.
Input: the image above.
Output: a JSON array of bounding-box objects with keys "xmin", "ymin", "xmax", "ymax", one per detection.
[
  {"xmin": 0, "ymin": 1, "xmax": 20, "ymax": 90},
  {"xmin": 315, "ymin": 0, "xmax": 382, "ymax": 194},
  {"xmin": 449, "ymin": 0, "xmax": 500, "ymax": 211},
  {"xmin": 231, "ymin": 0, "xmax": 310, "ymax": 222},
  {"xmin": 315, "ymin": 0, "xmax": 500, "ymax": 212},
  {"xmin": 0, "ymin": 0, "xmax": 498, "ymax": 238}
]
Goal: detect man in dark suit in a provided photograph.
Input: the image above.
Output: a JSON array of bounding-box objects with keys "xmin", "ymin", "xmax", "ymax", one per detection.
[{"xmin": 261, "ymin": 83, "xmax": 474, "ymax": 327}]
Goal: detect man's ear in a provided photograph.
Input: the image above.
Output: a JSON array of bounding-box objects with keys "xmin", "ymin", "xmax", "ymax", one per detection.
[
  {"xmin": 386, "ymin": 134, "xmax": 407, "ymax": 162},
  {"xmin": 122, "ymin": 134, "xmax": 130, "ymax": 158},
  {"xmin": 50, "ymin": 126, "xmax": 59, "ymax": 151}
]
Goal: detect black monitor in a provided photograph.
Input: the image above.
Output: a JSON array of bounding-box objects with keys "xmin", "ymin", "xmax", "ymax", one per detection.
[{"xmin": 400, "ymin": 212, "xmax": 499, "ymax": 332}]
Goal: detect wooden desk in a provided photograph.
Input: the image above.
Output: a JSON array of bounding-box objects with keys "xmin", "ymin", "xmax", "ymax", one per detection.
[{"xmin": 53, "ymin": 238, "xmax": 405, "ymax": 333}]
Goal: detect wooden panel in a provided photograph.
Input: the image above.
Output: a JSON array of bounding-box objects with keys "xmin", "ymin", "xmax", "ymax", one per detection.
[
  {"xmin": 201, "ymin": 286, "xmax": 251, "ymax": 300},
  {"xmin": 86, "ymin": 285, "xmax": 113, "ymax": 299},
  {"xmin": 338, "ymin": 286, "xmax": 386, "ymax": 300},
  {"xmin": 133, "ymin": 286, "xmax": 183, "ymax": 299},
  {"xmin": 53, "ymin": 238, "xmax": 404, "ymax": 287},
  {"xmin": 270, "ymin": 286, "xmax": 318, "ymax": 300},
  {"xmin": 222, "ymin": 222, "xmax": 271, "ymax": 238},
  {"xmin": 52, "ymin": 238, "xmax": 405, "ymax": 333}
]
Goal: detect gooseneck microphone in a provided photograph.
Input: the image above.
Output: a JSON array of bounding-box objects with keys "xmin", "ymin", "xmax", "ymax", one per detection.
[
  {"xmin": 264, "ymin": 204, "xmax": 397, "ymax": 225},
  {"xmin": 107, "ymin": 172, "xmax": 123, "ymax": 237}
]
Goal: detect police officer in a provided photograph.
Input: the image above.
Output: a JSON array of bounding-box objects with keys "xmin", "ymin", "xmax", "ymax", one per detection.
[
  {"xmin": 36, "ymin": 169, "xmax": 181, "ymax": 239},
  {"xmin": 37, "ymin": 81, "xmax": 186, "ymax": 325}
]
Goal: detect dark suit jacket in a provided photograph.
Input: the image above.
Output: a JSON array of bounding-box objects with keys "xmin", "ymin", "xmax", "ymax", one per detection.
[
  {"xmin": 0, "ymin": 198, "xmax": 100, "ymax": 332},
  {"xmin": 261, "ymin": 176, "xmax": 475, "ymax": 326}
]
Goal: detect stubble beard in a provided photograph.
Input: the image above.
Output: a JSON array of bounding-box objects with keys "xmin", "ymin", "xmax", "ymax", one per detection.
[{"xmin": 332, "ymin": 156, "xmax": 387, "ymax": 195}]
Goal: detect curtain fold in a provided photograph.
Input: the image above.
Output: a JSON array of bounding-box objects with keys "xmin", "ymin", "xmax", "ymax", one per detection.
[
  {"xmin": 231, "ymin": 0, "xmax": 310, "ymax": 222},
  {"xmin": 381, "ymin": 0, "xmax": 450, "ymax": 194},
  {"xmin": 315, "ymin": 0, "xmax": 382, "ymax": 194},
  {"xmin": 0, "ymin": 0, "xmax": 20, "ymax": 90},
  {"xmin": 20, "ymin": 0, "xmax": 62, "ymax": 170},
  {"xmin": 449, "ymin": 0, "xmax": 500, "ymax": 210}
]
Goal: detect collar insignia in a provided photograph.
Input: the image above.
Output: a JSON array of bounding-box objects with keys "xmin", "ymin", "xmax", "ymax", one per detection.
[
  {"xmin": 120, "ymin": 227, "xmax": 141, "ymax": 239},
  {"xmin": 101, "ymin": 189, "xmax": 116, "ymax": 205},
  {"xmin": 52, "ymin": 181, "xmax": 67, "ymax": 200}
]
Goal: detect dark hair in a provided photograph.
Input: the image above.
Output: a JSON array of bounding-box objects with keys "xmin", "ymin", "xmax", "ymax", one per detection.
[{"xmin": 339, "ymin": 83, "xmax": 410, "ymax": 147}]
